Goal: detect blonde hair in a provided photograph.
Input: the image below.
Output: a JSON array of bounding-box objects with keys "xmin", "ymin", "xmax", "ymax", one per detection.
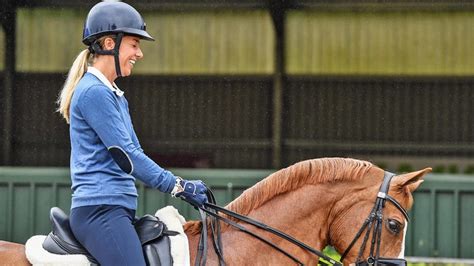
[
  {"xmin": 56, "ymin": 49, "xmax": 91, "ymax": 123},
  {"xmin": 57, "ymin": 36, "xmax": 114, "ymax": 123}
]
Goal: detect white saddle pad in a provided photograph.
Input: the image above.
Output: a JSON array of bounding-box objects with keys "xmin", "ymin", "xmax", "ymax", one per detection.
[
  {"xmin": 155, "ymin": 206, "xmax": 190, "ymax": 266},
  {"xmin": 25, "ymin": 235, "xmax": 90, "ymax": 266},
  {"xmin": 25, "ymin": 206, "xmax": 190, "ymax": 266}
]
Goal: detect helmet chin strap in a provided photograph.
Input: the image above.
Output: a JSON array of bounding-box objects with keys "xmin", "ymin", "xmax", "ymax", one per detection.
[{"xmin": 88, "ymin": 33, "xmax": 124, "ymax": 77}]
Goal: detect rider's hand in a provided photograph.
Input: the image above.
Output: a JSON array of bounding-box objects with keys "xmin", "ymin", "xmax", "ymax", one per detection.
[{"xmin": 171, "ymin": 177, "xmax": 208, "ymax": 207}]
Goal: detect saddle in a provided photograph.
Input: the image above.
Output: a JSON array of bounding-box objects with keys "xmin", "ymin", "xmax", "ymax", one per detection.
[{"xmin": 42, "ymin": 207, "xmax": 178, "ymax": 265}]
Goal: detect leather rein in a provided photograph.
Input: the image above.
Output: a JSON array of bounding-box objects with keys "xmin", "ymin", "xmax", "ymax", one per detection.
[{"xmin": 194, "ymin": 171, "xmax": 409, "ymax": 266}]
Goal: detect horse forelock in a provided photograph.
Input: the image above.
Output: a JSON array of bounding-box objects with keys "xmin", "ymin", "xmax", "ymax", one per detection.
[{"xmin": 225, "ymin": 157, "xmax": 374, "ymax": 217}]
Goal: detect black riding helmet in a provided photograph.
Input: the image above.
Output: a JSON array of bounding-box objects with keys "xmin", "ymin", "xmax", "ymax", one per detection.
[{"xmin": 82, "ymin": 1, "xmax": 155, "ymax": 77}]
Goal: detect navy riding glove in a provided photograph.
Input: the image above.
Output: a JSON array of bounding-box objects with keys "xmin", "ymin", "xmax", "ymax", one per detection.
[{"xmin": 171, "ymin": 177, "xmax": 208, "ymax": 207}]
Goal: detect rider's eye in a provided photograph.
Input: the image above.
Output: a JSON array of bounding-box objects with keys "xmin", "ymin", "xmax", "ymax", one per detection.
[{"xmin": 386, "ymin": 219, "xmax": 402, "ymax": 234}]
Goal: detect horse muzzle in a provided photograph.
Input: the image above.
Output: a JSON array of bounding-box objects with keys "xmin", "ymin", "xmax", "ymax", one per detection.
[{"xmin": 356, "ymin": 257, "xmax": 407, "ymax": 266}]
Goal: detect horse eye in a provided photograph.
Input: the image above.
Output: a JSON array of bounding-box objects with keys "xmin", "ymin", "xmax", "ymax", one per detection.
[{"xmin": 386, "ymin": 219, "xmax": 402, "ymax": 234}]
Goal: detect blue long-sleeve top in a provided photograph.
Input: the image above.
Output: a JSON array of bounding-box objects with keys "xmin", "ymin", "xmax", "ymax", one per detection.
[{"xmin": 69, "ymin": 67, "xmax": 176, "ymax": 210}]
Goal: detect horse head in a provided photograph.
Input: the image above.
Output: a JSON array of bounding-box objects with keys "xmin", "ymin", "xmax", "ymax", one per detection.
[{"xmin": 330, "ymin": 166, "xmax": 431, "ymax": 265}]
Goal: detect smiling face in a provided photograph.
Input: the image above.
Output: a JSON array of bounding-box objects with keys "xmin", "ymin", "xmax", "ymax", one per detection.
[
  {"xmin": 92, "ymin": 35, "xmax": 144, "ymax": 81},
  {"xmin": 118, "ymin": 36, "xmax": 143, "ymax": 77}
]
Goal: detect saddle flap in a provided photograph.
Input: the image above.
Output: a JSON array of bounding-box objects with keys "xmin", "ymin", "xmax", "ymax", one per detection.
[{"xmin": 134, "ymin": 214, "xmax": 168, "ymax": 245}]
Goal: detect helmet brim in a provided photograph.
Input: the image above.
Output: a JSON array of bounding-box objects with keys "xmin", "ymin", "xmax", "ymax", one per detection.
[{"xmin": 83, "ymin": 28, "xmax": 155, "ymax": 46}]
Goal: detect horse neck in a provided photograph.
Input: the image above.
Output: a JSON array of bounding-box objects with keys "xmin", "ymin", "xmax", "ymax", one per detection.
[{"xmin": 186, "ymin": 182, "xmax": 339, "ymax": 264}]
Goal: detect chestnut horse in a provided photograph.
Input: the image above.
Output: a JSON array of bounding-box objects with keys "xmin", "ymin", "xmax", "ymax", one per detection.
[{"xmin": 0, "ymin": 158, "xmax": 430, "ymax": 265}]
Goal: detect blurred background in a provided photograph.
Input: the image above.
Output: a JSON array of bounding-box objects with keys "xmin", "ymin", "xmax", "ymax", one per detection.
[
  {"xmin": 2, "ymin": 0, "xmax": 474, "ymax": 172},
  {"xmin": 1, "ymin": 0, "xmax": 473, "ymax": 264}
]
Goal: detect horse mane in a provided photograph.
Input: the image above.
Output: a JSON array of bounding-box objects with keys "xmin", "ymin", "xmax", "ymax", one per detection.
[{"xmin": 184, "ymin": 157, "xmax": 375, "ymax": 235}]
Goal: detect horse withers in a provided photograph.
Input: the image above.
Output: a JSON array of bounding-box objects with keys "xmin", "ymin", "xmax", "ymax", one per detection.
[{"xmin": 0, "ymin": 158, "xmax": 430, "ymax": 265}]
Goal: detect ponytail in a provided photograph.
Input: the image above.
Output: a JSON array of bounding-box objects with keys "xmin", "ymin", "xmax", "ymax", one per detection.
[{"xmin": 57, "ymin": 49, "xmax": 91, "ymax": 123}]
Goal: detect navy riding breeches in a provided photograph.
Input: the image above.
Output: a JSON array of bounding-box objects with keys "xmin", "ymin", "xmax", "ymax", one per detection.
[{"xmin": 69, "ymin": 205, "xmax": 146, "ymax": 266}]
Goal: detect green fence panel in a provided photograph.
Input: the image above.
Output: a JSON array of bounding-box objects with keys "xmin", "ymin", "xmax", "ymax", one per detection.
[
  {"xmin": 0, "ymin": 167, "xmax": 473, "ymax": 259},
  {"xmin": 405, "ymin": 174, "xmax": 474, "ymax": 258},
  {"xmin": 459, "ymin": 192, "xmax": 474, "ymax": 257}
]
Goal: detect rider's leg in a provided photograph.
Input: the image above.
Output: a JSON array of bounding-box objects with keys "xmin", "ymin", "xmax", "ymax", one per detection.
[{"xmin": 69, "ymin": 204, "xmax": 146, "ymax": 266}]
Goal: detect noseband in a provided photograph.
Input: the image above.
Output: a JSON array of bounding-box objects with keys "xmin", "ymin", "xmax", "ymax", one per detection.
[
  {"xmin": 340, "ymin": 171, "xmax": 409, "ymax": 266},
  {"xmin": 197, "ymin": 171, "xmax": 409, "ymax": 266}
]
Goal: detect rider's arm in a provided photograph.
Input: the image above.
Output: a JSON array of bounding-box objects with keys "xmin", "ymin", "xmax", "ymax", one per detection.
[{"xmin": 79, "ymin": 85, "xmax": 176, "ymax": 193}]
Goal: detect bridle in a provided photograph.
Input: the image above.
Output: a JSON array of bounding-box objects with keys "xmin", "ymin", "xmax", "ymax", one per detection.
[
  {"xmin": 340, "ymin": 171, "xmax": 409, "ymax": 266},
  {"xmin": 195, "ymin": 171, "xmax": 409, "ymax": 266}
]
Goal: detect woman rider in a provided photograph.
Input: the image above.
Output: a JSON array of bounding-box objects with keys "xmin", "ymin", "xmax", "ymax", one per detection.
[{"xmin": 56, "ymin": 2, "xmax": 208, "ymax": 265}]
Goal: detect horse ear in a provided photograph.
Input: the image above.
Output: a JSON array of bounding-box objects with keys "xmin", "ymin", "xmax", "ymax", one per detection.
[{"xmin": 392, "ymin": 167, "xmax": 432, "ymax": 193}]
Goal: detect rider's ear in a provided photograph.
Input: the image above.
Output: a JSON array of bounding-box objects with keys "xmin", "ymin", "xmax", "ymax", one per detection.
[
  {"xmin": 392, "ymin": 168, "xmax": 432, "ymax": 194},
  {"xmin": 103, "ymin": 37, "xmax": 116, "ymax": 50}
]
